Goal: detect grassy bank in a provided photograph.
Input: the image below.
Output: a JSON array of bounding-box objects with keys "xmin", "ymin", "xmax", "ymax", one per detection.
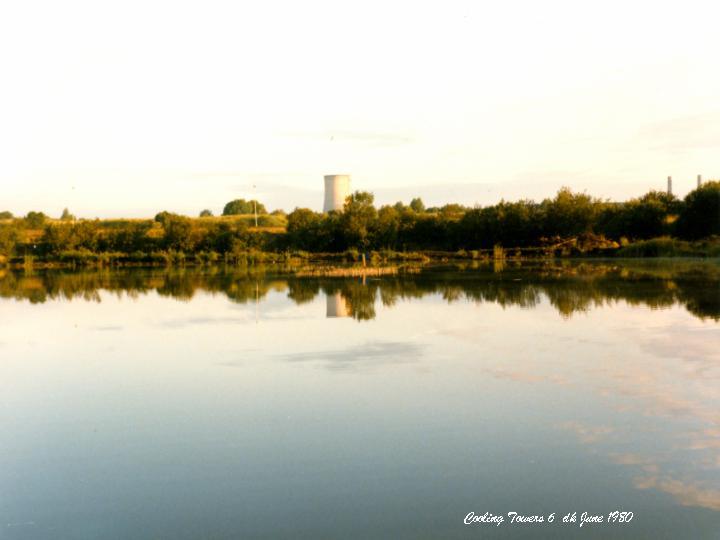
[
  {"xmin": 615, "ymin": 236, "xmax": 720, "ymax": 257},
  {"xmin": 2, "ymin": 236, "xmax": 718, "ymax": 270}
]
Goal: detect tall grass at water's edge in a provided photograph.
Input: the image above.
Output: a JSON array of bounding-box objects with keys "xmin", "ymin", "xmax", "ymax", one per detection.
[
  {"xmin": 1, "ymin": 238, "xmax": 719, "ymax": 269},
  {"xmin": 616, "ymin": 237, "xmax": 720, "ymax": 258}
]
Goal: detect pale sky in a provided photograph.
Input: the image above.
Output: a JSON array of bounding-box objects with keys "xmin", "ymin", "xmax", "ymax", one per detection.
[{"xmin": 1, "ymin": 0, "xmax": 719, "ymax": 217}]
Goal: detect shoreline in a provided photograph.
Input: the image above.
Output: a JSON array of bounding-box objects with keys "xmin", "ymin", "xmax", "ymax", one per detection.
[{"xmin": 2, "ymin": 248, "xmax": 718, "ymax": 272}]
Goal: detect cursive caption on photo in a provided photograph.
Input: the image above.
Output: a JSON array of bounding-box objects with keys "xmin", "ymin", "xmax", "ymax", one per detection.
[{"xmin": 464, "ymin": 511, "xmax": 634, "ymax": 528}]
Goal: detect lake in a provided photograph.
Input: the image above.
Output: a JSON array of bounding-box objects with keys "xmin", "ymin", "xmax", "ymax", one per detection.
[{"xmin": 1, "ymin": 260, "xmax": 719, "ymax": 539}]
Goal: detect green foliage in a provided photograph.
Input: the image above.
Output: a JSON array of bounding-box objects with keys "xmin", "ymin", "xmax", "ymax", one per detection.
[
  {"xmin": 27, "ymin": 215, "xmax": 266, "ymax": 260},
  {"xmin": 0, "ymin": 211, "xmax": 13, "ymax": 219},
  {"xmin": 222, "ymin": 199, "xmax": 267, "ymax": 215},
  {"xmin": 639, "ymin": 190, "xmax": 682, "ymax": 213},
  {"xmin": 457, "ymin": 200, "xmax": 539, "ymax": 248},
  {"xmin": 60, "ymin": 208, "xmax": 75, "ymax": 221},
  {"xmin": 277, "ymin": 187, "xmax": 706, "ymax": 253},
  {"xmin": 409, "ymin": 197, "xmax": 426, "ymax": 213},
  {"xmin": 161, "ymin": 215, "xmax": 196, "ymax": 251},
  {"xmin": 616, "ymin": 237, "xmax": 719, "ymax": 257},
  {"xmin": 199, "ymin": 209, "xmax": 213, "ymax": 217},
  {"xmin": 287, "ymin": 208, "xmax": 323, "ymax": 251},
  {"xmin": 393, "ymin": 201, "xmax": 407, "ymax": 212},
  {"xmin": 154, "ymin": 211, "xmax": 177, "ymax": 225},
  {"xmin": 438, "ymin": 203, "xmax": 467, "ymax": 218},
  {"xmin": 7, "ymin": 185, "xmax": 718, "ymax": 264},
  {"xmin": 496, "ymin": 200, "xmax": 537, "ymax": 246},
  {"xmin": 104, "ymin": 221, "xmax": 153, "ymax": 252},
  {"xmin": 596, "ymin": 191, "xmax": 680, "ymax": 240},
  {"xmin": 540, "ymin": 188, "xmax": 599, "ymax": 238},
  {"xmin": 0, "ymin": 223, "xmax": 20, "ymax": 255},
  {"xmin": 376, "ymin": 205, "xmax": 400, "ymax": 248},
  {"xmin": 201, "ymin": 221, "xmax": 249, "ymax": 253},
  {"xmin": 25, "ymin": 211, "xmax": 47, "ymax": 228},
  {"xmin": 256, "ymin": 214, "xmax": 286, "ymax": 227},
  {"xmin": 56, "ymin": 249, "xmax": 122, "ymax": 266},
  {"xmin": 342, "ymin": 191, "xmax": 378, "ymax": 249},
  {"xmin": 676, "ymin": 181, "xmax": 720, "ymax": 239},
  {"xmin": 44, "ymin": 221, "xmax": 101, "ymax": 253}
]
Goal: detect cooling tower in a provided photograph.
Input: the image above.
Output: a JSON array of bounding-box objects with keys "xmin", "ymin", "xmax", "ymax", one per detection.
[{"xmin": 323, "ymin": 175, "xmax": 351, "ymax": 212}]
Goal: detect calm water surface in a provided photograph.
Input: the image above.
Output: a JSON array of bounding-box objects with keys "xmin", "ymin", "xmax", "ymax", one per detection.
[{"xmin": 1, "ymin": 261, "xmax": 719, "ymax": 539}]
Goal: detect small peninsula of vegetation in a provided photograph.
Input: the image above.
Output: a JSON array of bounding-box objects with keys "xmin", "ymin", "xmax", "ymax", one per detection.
[{"xmin": 0, "ymin": 182, "xmax": 718, "ymax": 268}]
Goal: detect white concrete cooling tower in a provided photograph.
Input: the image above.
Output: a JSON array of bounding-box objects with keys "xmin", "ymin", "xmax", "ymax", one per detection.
[{"xmin": 323, "ymin": 174, "xmax": 351, "ymax": 212}]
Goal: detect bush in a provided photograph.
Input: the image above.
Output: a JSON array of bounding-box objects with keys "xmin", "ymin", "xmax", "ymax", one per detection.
[
  {"xmin": 25, "ymin": 211, "xmax": 47, "ymax": 228},
  {"xmin": 223, "ymin": 199, "xmax": 267, "ymax": 215},
  {"xmin": 676, "ymin": 181, "xmax": 720, "ymax": 239},
  {"xmin": 616, "ymin": 237, "xmax": 702, "ymax": 257},
  {"xmin": 0, "ymin": 224, "xmax": 19, "ymax": 255},
  {"xmin": 344, "ymin": 248, "xmax": 360, "ymax": 262}
]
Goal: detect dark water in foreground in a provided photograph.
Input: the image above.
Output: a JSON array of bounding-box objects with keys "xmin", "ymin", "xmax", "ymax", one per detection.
[{"xmin": 1, "ymin": 261, "xmax": 719, "ymax": 539}]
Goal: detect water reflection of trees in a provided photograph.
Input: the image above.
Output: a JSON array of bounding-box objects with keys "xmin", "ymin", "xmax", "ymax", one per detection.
[{"xmin": 0, "ymin": 262, "xmax": 718, "ymax": 321}]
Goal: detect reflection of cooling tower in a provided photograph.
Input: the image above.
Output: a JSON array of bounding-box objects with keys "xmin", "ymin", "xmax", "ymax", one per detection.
[
  {"xmin": 323, "ymin": 175, "xmax": 351, "ymax": 212},
  {"xmin": 326, "ymin": 292, "xmax": 350, "ymax": 318}
]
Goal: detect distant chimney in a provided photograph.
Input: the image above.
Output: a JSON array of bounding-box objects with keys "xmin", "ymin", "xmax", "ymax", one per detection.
[
  {"xmin": 667, "ymin": 176, "xmax": 672, "ymax": 195},
  {"xmin": 698, "ymin": 174, "xmax": 702, "ymax": 188}
]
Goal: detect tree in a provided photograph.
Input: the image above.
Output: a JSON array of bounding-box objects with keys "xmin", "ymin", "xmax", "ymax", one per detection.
[
  {"xmin": 676, "ymin": 181, "xmax": 720, "ymax": 239},
  {"xmin": 410, "ymin": 197, "xmax": 426, "ymax": 213},
  {"xmin": 0, "ymin": 211, "xmax": 13, "ymax": 219},
  {"xmin": 161, "ymin": 215, "xmax": 195, "ymax": 251},
  {"xmin": 639, "ymin": 190, "xmax": 681, "ymax": 214},
  {"xmin": 457, "ymin": 207, "xmax": 495, "ymax": 248},
  {"xmin": 43, "ymin": 221, "xmax": 101, "ymax": 253},
  {"xmin": 223, "ymin": 199, "xmax": 266, "ymax": 215},
  {"xmin": 199, "ymin": 209, "xmax": 213, "ymax": 217},
  {"xmin": 154, "ymin": 211, "xmax": 175, "ymax": 225},
  {"xmin": 286, "ymin": 208, "xmax": 322, "ymax": 251},
  {"xmin": 495, "ymin": 200, "xmax": 538, "ymax": 246},
  {"xmin": 620, "ymin": 193, "xmax": 674, "ymax": 239},
  {"xmin": 0, "ymin": 224, "xmax": 19, "ymax": 255},
  {"xmin": 72, "ymin": 221, "xmax": 101, "ymax": 251},
  {"xmin": 44, "ymin": 224, "xmax": 76, "ymax": 253},
  {"xmin": 439, "ymin": 203, "xmax": 466, "ymax": 218},
  {"xmin": 202, "ymin": 221, "xmax": 247, "ymax": 253},
  {"xmin": 25, "ymin": 211, "xmax": 47, "ymax": 228},
  {"xmin": 60, "ymin": 208, "xmax": 75, "ymax": 221},
  {"xmin": 105, "ymin": 221, "xmax": 153, "ymax": 253},
  {"xmin": 404, "ymin": 213, "xmax": 450, "ymax": 249},
  {"xmin": 342, "ymin": 191, "xmax": 378, "ymax": 250},
  {"xmin": 540, "ymin": 188, "xmax": 600, "ymax": 239},
  {"xmin": 595, "ymin": 203, "xmax": 626, "ymax": 240},
  {"xmin": 375, "ymin": 206, "xmax": 400, "ymax": 248}
]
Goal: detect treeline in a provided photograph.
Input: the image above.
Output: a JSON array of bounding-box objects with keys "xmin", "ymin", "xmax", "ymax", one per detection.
[
  {"xmin": 0, "ymin": 213, "xmax": 282, "ymax": 263},
  {"xmin": 0, "ymin": 182, "xmax": 718, "ymax": 261},
  {"xmin": 286, "ymin": 183, "xmax": 719, "ymax": 251}
]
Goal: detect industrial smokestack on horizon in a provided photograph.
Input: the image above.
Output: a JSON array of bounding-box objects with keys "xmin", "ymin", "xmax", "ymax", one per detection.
[
  {"xmin": 667, "ymin": 176, "xmax": 672, "ymax": 196},
  {"xmin": 323, "ymin": 174, "xmax": 351, "ymax": 212}
]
